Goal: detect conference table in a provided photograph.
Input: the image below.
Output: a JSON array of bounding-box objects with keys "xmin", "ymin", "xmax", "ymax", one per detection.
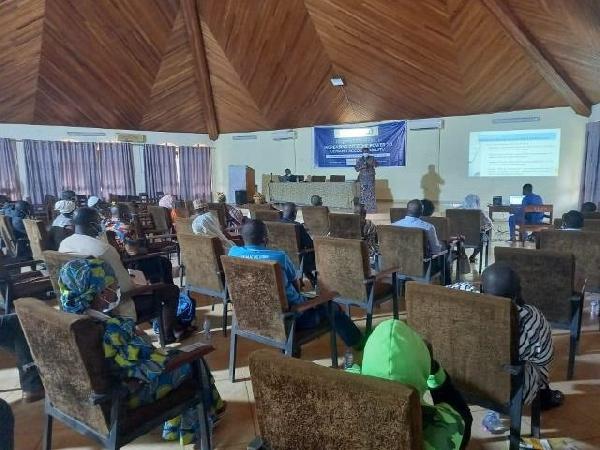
[{"xmin": 268, "ymin": 181, "xmax": 359, "ymax": 208}]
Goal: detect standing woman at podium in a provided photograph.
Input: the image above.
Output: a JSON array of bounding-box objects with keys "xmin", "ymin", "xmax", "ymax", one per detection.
[{"xmin": 355, "ymin": 147, "xmax": 378, "ymax": 212}]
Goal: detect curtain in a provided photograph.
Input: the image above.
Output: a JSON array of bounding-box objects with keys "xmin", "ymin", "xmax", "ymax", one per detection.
[
  {"xmin": 60, "ymin": 142, "xmax": 101, "ymax": 196},
  {"xmin": 144, "ymin": 144, "xmax": 179, "ymax": 198},
  {"xmin": 0, "ymin": 138, "xmax": 21, "ymax": 199},
  {"xmin": 179, "ymin": 145, "xmax": 211, "ymax": 201},
  {"xmin": 580, "ymin": 122, "xmax": 600, "ymax": 205},
  {"xmin": 99, "ymin": 142, "xmax": 136, "ymax": 196},
  {"xmin": 24, "ymin": 140, "xmax": 62, "ymax": 204}
]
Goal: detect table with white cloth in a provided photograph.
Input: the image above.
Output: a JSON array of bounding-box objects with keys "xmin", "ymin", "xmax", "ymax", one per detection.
[{"xmin": 267, "ymin": 181, "xmax": 359, "ymax": 208}]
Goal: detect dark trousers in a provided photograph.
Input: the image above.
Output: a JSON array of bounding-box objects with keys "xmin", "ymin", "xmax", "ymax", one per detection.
[
  {"xmin": 131, "ymin": 283, "xmax": 181, "ymax": 338},
  {"xmin": 429, "ymin": 257, "xmax": 452, "ymax": 285},
  {"xmin": 296, "ymin": 303, "xmax": 363, "ymax": 348},
  {"xmin": 128, "ymin": 255, "xmax": 174, "ymax": 285},
  {"xmin": 302, "ymin": 252, "xmax": 316, "ymax": 284},
  {"xmin": 0, "ymin": 398, "xmax": 14, "ymax": 450},
  {"xmin": 0, "ymin": 314, "xmax": 42, "ymax": 392}
]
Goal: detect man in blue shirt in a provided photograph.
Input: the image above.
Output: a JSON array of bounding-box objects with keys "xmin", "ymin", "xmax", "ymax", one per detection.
[
  {"xmin": 509, "ymin": 184, "xmax": 544, "ymax": 240},
  {"xmin": 392, "ymin": 199, "xmax": 450, "ymax": 284},
  {"xmin": 228, "ymin": 219, "xmax": 364, "ymax": 349}
]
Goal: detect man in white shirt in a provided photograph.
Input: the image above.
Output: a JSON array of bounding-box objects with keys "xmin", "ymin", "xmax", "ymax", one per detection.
[{"xmin": 59, "ymin": 208, "xmax": 184, "ymax": 342}]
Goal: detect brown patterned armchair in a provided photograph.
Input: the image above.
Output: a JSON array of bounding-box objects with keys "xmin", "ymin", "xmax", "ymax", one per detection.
[
  {"xmin": 266, "ymin": 222, "xmax": 313, "ymax": 282},
  {"xmin": 327, "ymin": 213, "xmax": 362, "ymax": 240},
  {"xmin": 300, "ymin": 205, "xmax": 329, "ymax": 236},
  {"xmin": 389, "ymin": 207, "xmax": 407, "ymax": 223},
  {"xmin": 254, "ymin": 209, "xmax": 283, "ymax": 222},
  {"xmin": 446, "ymin": 208, "xmax": 489, "ymax": 273}
]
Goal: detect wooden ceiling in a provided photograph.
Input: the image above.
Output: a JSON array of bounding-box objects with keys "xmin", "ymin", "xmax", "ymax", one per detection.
[{"xmin": 0, "ymin": 0, "xmax": 597, "ymax": 137}]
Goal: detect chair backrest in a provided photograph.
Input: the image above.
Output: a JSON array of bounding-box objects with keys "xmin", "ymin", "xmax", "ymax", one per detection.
[
  {"xmin": 406, "ymin": 282, "xmax": 518, "ymax": 406},
  {"xmin": 178, "ymin": 234, "xmax": 225, "ymax": 293},
  {"xmin": 553, "ymin": 218, "xmax": 562, "ymax": 229},
  {"xmin": 422, "ymin": 216, "xmax": 450, "ymax": 243},
  {"xmin": 389, "ymin": 207, "xmax": 407, "ymax": 223},
  {"xmin": 118, "ymin": 201, "xmax": 137, "ymax": 214},
  {"xmin": 314, "ymin": 237, "xmax": 370, "ymax": 302},
  {"xmin": 583, "ymin": 211, "xmax": 600, "ymax": 220},
  {"xmin": 42, "ymin": 250, "xmax": 90, "ymax": 299},
  {"xmin": 446, "ymin": 209, "xmax": 482, "ymax": 246},
  {"xmin": 248, "ymin": 203, "xmax": 276, "ymax": 219},
  {"xmin": 377, "ymin": 226, "xmax": 426, "ymax": 278},
  {"xmin": 254, "ymin": 209, "xmax": 283, "ymax": 222},
  {"xmin": 184, "ymin": 200, "xmax": 195, "ymax": 215},
  {"xmin": 266, "ymin": 222, "xmax": 302, "ymax": 268},
  {"xmin": 494, "ymin": 247, "xmax": 575, "ymax": 324},
  {"xmin": 147, "ymin": 205, "xmax": 169, "ymax": 232},
  {"xmin": 208, "ymin": 203, "xmax": 227, "ymax": 228},
  {"xmin": 15, "ymin": 298, "xmax": 112, "ymax": 435},
  {"xmin": 328, "ymin": 213, "xmax": 362, "ymax": 239},
  {"xmin": 583, "ymin": 219, "xmax": 600, "ymax": 232},
  {"xmin": 539, "ymin": 229, "xmax": 600, "ymax": 290},
  {"xmin": 300, "ymin": 206, "xmax": 329, "ymax": 236},
  {"xmin": 522, "ymin": 204, "xmax": 553, "ymax": 223},
  {"xmin": 23, "ymin": 219, "xmax": 49, "ymax": 260},
  {"xmin": 249, "ymin": 349, "xmax": 421, "ymax": 450},
  {"xmin": 0, "ymin": 215, "xmax": 17, "ymax": 257},
  {"xmin": 311, "ymin": 176, "xmax": 326, "ymax": 182},
  {"xmin": 329, "ymin": 175, "xmax": 345, "ymax": 182},
  {"xmin": 174, "ymin": 217, "xmax": 193, "ymax": 235},
  {"xmin": 221, "ymin": 256, "xmax": 288, "ymax": 342}
]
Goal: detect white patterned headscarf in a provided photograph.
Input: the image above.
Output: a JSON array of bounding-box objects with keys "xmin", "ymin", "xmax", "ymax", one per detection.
[{"xmin": 54, "ymin": 200, "xmax": 76, "ymax": 215}]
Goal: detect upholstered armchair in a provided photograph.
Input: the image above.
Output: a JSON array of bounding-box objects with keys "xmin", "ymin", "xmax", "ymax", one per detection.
[{"xmin": 300, "ymin": 205, "xmax": 329, "ymax": 236}]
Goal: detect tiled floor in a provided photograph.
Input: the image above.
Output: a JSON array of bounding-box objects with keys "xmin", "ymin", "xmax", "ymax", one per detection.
[{"xmin": 2, "ymin": 216, "xmax": 599, "ymax": 449}]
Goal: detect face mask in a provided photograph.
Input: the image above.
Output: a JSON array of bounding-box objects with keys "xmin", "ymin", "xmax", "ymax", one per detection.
[{"xmin": 103, "ymin": 287, "xmax": 121, "ymax": 313}]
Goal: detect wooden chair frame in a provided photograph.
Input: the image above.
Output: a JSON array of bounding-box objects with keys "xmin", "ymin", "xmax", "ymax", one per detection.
[{"xmin": 515, "ymin": 205, "xmax": 553, "ymax": 243}]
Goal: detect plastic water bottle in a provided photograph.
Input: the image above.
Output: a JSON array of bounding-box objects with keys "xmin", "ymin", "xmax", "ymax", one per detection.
[
  {"xmin": 203, "ymin": 317, "xmax": 211, "ymax": 341},
  {"xmin": 591, "ymin": 299, "xmax": 599, "ymax": 317},
  {"xmin": 482, "ymin": 411, "xmax": 509, "ymax": 434},
  {"xmin": 344, "ymin": 348, "xmax": 354, "ymax": 369}
]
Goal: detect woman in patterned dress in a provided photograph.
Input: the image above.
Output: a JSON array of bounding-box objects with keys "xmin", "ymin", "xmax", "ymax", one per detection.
[{"xmin": 354, "ymin": 147, "xmax": 378, "ymax": 212}]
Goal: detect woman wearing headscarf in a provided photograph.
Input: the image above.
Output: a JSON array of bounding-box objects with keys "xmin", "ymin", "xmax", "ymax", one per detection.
[
  {"xmin": 347, "ymin": 319, "xmax": 472, "ymax": 449},
  {"xmin": 58, "ymin": 259, "xmax": 226, "ymax": 445},
  {"xmin": 191, "ymin": 203, "xmax": 236, "ymax": 252},
  {"xmin": 48, "ymin": 200, "xmax": 76, "ymax": 250},
  {"xmin": 461, "ymin": 194, "xmax": 492, "ymax": 263},
  {"xmin": 158, "ymin": 194, "xmax": 184, "ymax": 227}
]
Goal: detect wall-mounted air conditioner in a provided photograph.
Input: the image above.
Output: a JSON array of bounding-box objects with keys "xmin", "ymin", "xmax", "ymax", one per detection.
[{"xmin": 271, "ymin": 130, "xmax": 296, "ymax": 141}]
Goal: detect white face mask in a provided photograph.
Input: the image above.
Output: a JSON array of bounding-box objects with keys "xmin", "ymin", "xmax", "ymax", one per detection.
[
  {"xmin": 363, "ymin": 153, "xmax": 369, "ymax": 157},
  {"xmin": 103, "ymin": 287, "xmax": 122, "ymax": 313}
]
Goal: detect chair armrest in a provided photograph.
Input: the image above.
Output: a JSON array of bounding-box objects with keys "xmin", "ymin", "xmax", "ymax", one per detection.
[
  {"xmin": 164, "ymin": 345, "xmax": 215, "ymax": 372},
  {"xmin": 123, "ymin": 282, "xmax": 169, "ymax": 297},
  {"xmin": 426, "ymin": 250, "xmax": 448, "ymax": 263},
  {"xmin": 372, "ymin": 266, "xmax": 400, "ymax": 282},
  {"xmin": 4, "ymin": 259, "xmax": 44, "ymax": 270},
  {"xmin": 290, "ymin": 291, "xmax": 339, "ymax": 314},
  {"xmin": 122, "ymin": 251, "xmax": 169, "ymax": 264},
  {"xmin": 88, "ymin": 384, "xmax": 129, "ymax": 405}
]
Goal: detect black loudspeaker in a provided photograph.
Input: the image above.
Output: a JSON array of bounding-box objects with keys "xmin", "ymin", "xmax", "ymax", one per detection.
[
  {"xmin": 235, "ymin": 190, "xmax": 247, "ymax": 205},
  {"xmin": 493, "ymin": 196, "xmax": 502, "ymax": 206}
]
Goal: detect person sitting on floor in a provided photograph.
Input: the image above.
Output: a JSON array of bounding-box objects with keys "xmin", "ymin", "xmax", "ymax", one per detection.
[
  {"xmin": 450, "ymin": 263, "xmax": 563, "ymax": 433},
  {"xmin": 581, "ymin": 202, "xmax": 597, "ymax": 213},
  {"xmin": 57, "ymin": 259, "xmax": 226, "ymax": 445},
  {"xmin": 229, "ymin": 219, "xmax": 364, "ymax": 351},
  {"xmin": 280, "ymin": 202, "xmax": 316, "ymax": 285},
  {"xmin": 421, "ymin": 199, "xmax": 435, "ymax": 217},
  {"xmin": 104, "ymin": 204, "xmax": 176, "ymax": 285},
  {"xmin": 59, "ymin": 207, "xmax": 186, "ymax": 342},
  {"xmin": 561, "ymin": 210, "xmax": 584, "ymax": 230},
  {"xmin": 310, "ymin": 195, "xmax": 323, "ymax": 206},
  {"xmin": 392, "ymin": 199, "xmax": 450, "ymax": 284},
  {"xmin": 216, "ymin": 192, "xmax": 245, "ymax": 227},
  {"xmin": 354, "ymin": 202, "xmax": 378, "ymax": 257},
  {"xmin": 347, "ymin": 319, "xmax": 472, "ymax": 449},
  {"xmin": 0, "ymin": 313, "xmax": 45, "ymax": 403},
  {"xmin": 461, "ymin": 194, "xmax": 492, "ymax": 263},
  {"xmin": 191, "ymin": 202, "xmax": 237, "ymax": 252},
  {"xmin": 509, "ymin": 183, "xmax": 544, "ymax": 241}
]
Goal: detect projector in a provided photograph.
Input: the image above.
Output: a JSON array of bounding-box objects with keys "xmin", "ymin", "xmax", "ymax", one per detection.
[{"xmin": 493, "ymin": 196, "xmax": 502, "ymax": 206}]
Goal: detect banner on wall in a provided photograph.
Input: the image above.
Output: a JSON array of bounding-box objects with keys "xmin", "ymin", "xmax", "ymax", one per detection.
[{"xmin": 314, "ymin": 121, "xmax": 406, "ymax": 168}]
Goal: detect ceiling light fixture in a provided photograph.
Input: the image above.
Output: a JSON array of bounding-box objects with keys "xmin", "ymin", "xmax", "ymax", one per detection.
[{"xmin": 330, "ymin": 77, "xmax": 345, "ymax": 87}]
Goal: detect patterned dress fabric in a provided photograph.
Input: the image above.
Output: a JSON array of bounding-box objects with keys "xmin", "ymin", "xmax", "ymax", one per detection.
[{"xmin": 355, "ymin": 156, "xmax": 377, "ymax": 212}]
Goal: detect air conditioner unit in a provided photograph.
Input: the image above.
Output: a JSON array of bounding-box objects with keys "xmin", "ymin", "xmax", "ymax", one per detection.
[
  {"xmin": 232, "ymin": 134, "xmax": 258, "ymax": 141},
  {"xmin": 271, "ymin": 130, "xmax": 296, "ymax": 141},
  {"xmin": 116, "ymin": 133, "xmax": 147, "ymax": 143},
  {"xmin": 408, "ymin": 118, "xmax": 444, "ymax": 131}
]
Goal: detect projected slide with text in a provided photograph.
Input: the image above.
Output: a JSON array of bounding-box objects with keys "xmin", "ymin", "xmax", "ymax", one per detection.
[{"xmin": 468, "ymin": 129, "xmax": 561, "ymax": 177}]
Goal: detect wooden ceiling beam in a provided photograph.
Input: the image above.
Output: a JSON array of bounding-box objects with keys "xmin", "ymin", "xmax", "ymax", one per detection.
[
  {"xmin": 481, "ymin": 0, "xmax": 591, "ymax": 116},
  {"xmin": 181, "ymin": 0, "xmax": 219, "ymax": 139}
]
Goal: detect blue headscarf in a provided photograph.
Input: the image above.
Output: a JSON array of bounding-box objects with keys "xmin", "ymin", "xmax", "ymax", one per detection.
[{"xmin": 58, "ymin": 259, "xmax": 116, "ymax": 314}]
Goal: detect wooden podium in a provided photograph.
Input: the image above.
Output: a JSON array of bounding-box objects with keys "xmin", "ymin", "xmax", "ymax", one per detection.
[{"xmin": 228, "ymin": 165, "xmax": 255, "ymax": 204}]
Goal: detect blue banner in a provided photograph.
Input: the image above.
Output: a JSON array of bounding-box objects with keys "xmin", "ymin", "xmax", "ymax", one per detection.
[{"xmin": 314, "ymin": 121, "xmax": 406, "ymax": 168}]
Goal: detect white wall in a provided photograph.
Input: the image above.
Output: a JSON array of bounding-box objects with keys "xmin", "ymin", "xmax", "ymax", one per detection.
[
  {"xmin": 213, "ymin": 107, "xmax": 588, "ymax": 215},
  {"xmin": 0, "ymin": 123, "xmax": 211, "ymax": 198},
  {"xmin": 590, "ymin": 103, "xmax": 600, "ymax": 122}
]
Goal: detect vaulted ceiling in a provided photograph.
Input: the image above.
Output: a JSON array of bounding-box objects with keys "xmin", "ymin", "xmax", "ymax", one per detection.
[{"xmin": 0, "ymin": 0, "xmax": 598, "ymax": 138}]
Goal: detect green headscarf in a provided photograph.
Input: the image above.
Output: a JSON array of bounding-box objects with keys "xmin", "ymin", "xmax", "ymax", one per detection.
[{"xmin": 58, "ymin": 259, "xmax": 116, "ymax": 314}]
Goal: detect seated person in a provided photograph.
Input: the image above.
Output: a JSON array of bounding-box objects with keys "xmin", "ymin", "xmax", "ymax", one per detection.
[
  {"xmin": 561, "ymin": 210, "xmax": 584, "ymax": 230},
  {"xmin": 48, "ymin": 200, "xmax": 76, "ymax": 250},
  {"xmin": 450, "ymin": 263, "xmax": 563, "ymax": 432},
  {"xmin": 509, "ymin": 183, "xmax": 543, "ymax": 241},
  {"xmin": 216, "ymin": 192, "xmax": 245, "ymax": 227},
  {"xmin": 228, "ymin": 220, "xmax": 364, "ymax": 350},
  {"xmin": 461, "ymin": 194, "xmax": 492, "ymax": 263},
  {"xmin": 354, "ymin": 202, "xmax": 378, "ymax": 257},
  {"xmin": 158, "ymin": 194, "xmax": 183, "ymax": 225},
  {"xmin": 0, "ymin": 195, "xmax": 11, "ymax": 215},
  {"xmin": 58, "ymin": 259, "xmax": 225, "ymax": 445},
  {"xmin": 10, "ymin": 201, "xmax": 33, "ymax": 259},
  {"xmin": 392, "ymin": 199, "xmax": 450, "ymax": 284},
  {"xmin": 280, "ymin": 202, "xmax": 316, "ymax": 285},
  {"xmin": 421, "ymin": 199, "xmax": 435, "ymax": 217},
  {"xmin": 59, "ymin": 208, "xmax": 185, "ymax": 342},
  {"xmin": 581, "ymin": 202, "xmax": 597, "ymax": 213},
  {"xmin": 87, "ymin": 196, "xmax": 103, "ymax": 213},
  {"xmin": 61, "ymin": 190, "xmax": 77, "ymax": 202},
  {"xmin": 348, "ymin": 319, "xmax": 472, "ymax": 449},
  {"xmin": 190, "ymin": 198, "xmax": 206, "ymax": 221},
  {"xmin": 310, "ymin": 195, "xmax": 323, "ymax": 206},
  {"xmin": 283, "ymin": 168, "xmax": 297, "ymax": 182},
  {"xmin": 104, "ymin": 204, "xmax": 175, "ymax": 285},
  {"xmin": 0, "ymin": 313, "xmax": 44, "ymax": 403},
  {"xmin": 191, "ymin": 202, "xmax": 237, "ymax": 252}
]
